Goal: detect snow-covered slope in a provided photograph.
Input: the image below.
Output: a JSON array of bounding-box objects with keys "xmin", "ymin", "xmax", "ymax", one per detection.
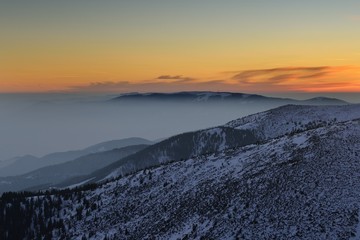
[
  {"xmin": 226, "ymin": 104, "xmax": 360, "ymax": 140},
  {"xmin": 64, "ymin": 119, "xmax": 360, "ymax": 239},
  {"xmin": 2, "ymin": 104, "xmax": 360, "ymax": 240},
  {"xmin": 63, "ymin": 104, "xmax": 360, "ymax": 187},
  {"xmin": 57, "ymin": 127, "xmax": 257, "ymax": 187},
  {"xmin": 4, "ymin": 117, "xmax": 360, "ymax": 239}
]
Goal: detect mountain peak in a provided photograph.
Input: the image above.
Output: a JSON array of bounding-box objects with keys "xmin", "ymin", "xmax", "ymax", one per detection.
[{"xmin": 304, "ymin": 96, "xmax": 349, "ymax": 105}]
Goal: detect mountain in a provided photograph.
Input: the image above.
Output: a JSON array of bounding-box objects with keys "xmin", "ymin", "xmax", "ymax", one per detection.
[
  {"xmin": 0, "ymin": 137, "xmax": 153, "ymax": 177},
  {"xmin": 225, "ymin": 104, "xmax": 360, "ymax": 140},
  {"xmin": 57, "ymin": 127, "xmax": 258, "ymax": 188},
  {"xmin": 1, "ymin": 104, "xmax": 360, "ymax": 239},
  {"xmin": 58, "ymin": 104, "xmax": 360, "ymax": 189},
  {"xmin": 0, "ymin": 144, "xmax": 149, "ymax": 193},
  {"xmin": 0, "ymin": 155, "xmax": 38, "ymax": 171},
  {"xmin": 303, "ymin": 96, "xmax": 349, "ymax": 105},
  {"xmin": 111, "ymin": 91, "xmax": 349, "ymax": 105}
]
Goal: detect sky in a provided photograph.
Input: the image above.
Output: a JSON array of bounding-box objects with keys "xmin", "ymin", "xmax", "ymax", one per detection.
[{"xmin": 1, "ymin": 0, "xmax": 360, "ymax": 94}]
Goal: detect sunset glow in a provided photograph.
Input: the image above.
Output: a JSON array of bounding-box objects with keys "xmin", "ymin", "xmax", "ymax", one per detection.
[{"xmin": 1, "ymin": 0, "xmax": 360, "ymax": 93}]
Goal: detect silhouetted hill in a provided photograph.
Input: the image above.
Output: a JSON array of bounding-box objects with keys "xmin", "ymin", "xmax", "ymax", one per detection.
[
  {"xmin": 111, "ymin": 91, "xmax": 349, "ymax": 105},
  {"xmin": 0, "ymin": 144, "xmax": 149, "ymax": 193},
  {"xmin": 0, "ymin": 137, "xmax": 153, "ymax": 177}
]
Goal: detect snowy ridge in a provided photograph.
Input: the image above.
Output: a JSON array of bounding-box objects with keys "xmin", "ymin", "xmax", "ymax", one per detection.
[
  {"xmin": 98, "ymin": 104, "xmax": 360, "ymax": 183},
  {"xmin": 97, "ymin": 127, "xmax": 256, "ymax": 182},
  {"xmin": 27, "ymin": 118, "xmax": 360, "ymax": 239},
  {"xmin": 226, "ymin": 104, "xmax": 360, "ymax": 140}
]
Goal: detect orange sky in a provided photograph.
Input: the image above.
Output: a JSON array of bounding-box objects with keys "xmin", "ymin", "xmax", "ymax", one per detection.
[{"xmin": 1, "ymin": 1, "xmax": 360, "ymax": 93}]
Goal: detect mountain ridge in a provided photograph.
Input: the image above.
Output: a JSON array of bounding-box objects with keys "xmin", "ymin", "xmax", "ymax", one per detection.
[
  {"xmin": 0, "ymin": 137, "xmax": 153, "ymax": 177},
  {"xmin": 57, "ymin": 104, "xmax": 360, "ymax": 189},
  {"xmin": 0, "ymin": 144, "xmax": 150, "ymax": 193},
  {"xmin": 111, "ymin": 91, "xmax": 349, "ymax": 105}
]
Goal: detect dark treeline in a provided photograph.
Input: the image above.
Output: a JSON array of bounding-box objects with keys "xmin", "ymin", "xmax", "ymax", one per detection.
[{"xmin": 0, "ymin": 183, "xmax": 100, "ymax": 240}]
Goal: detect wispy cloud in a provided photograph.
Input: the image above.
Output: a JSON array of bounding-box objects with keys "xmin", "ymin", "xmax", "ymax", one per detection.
[
  {"xmin": 230, "ymin": 66, "xmax": 359, "ymax": 92},
  {"xmin": 299, "ymin": 72, "xmax": 329, "ymax": 79},
  {"xmin": 232, "ymin": 66, "xmax": 332, "ymax": 84},
  {"xmin": 69, "ymin": 78, "xmax": 228, "ymax": 93},
  {"xmin": 156, "ymin": 75, "xmax": 195, "ymax": 82},
  {"xmin": 232, "ymin": 66, "xmax": 350, "ymax": 89},
  {"xmin": 67, "ymin": 66, "xmax": 358, "ymax": 93},
  {"xmin": 51, "ymin": 75, "xmax": 81, "ymax": 79}
]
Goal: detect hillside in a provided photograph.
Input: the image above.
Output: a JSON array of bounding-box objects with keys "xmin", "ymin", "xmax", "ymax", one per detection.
[
  {"xmin": 1, "ymin": 106, "xmax": 360, "ymax": 239},
  {"xmin": 0, "ymin": 137, "xmax": 152, "ymax": 177},
  {"xmin": 59, "ymin": 118, "xmax": 360, "ymax": 239},
  {"xmin": 0, "ymin": 144, "xmax": 149, "ymax": 193},
  {"xmin": 226, "ymin": 104, "xmax": 360, "ymax": 140},
  {"xmin": 59, "ymin": 104, "xmax": 360, "ymax": 188},
  {"xmin": 57, "ymin": 127, "xmax": 258, "ymax": 188},
  {"xmin": 1, "ymin": 105, "xmax": 360, "ymax": 239}
]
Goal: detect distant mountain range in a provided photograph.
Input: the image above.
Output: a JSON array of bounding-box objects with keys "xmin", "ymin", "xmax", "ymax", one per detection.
[
  {"xmin": 112, "ymin": 91, "xmax": 349, "ymax": 105},
  {"xmin": 0, "ymin": 137, "xmax": 153, "ymax": 177},
  {"xmin": 0, "ymin": 144, "xmax": 149, "ymax": 193},
  {"xmin": 0, "ymin": 137, "xmax": 153, "ymax": 193}
]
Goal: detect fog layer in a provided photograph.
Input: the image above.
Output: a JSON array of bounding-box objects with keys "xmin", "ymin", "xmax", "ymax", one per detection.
[
  {"xmin": 0, "ymin": 93, "xmax": 275, "ymax": 161},
  {"xmin": 0, "ymin": 92, "xmax": 352, "ymax": 161}
]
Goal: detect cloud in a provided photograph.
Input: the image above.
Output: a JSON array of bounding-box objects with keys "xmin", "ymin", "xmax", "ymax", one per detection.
[
  {"xmin": 299, "ymin": 72, "xmax": 329, "ymax": 79},
  {"xmin": 294, "ymin": 82, "xmax": 358, "ymax": 92},
  {"xmin": 69, "ymin": 79, "xmax": 228, "ymax": 93},
  {"xmin": 224, "ymin": 65, "xmax": 358, "ymax": 92},
  {"xmin": 70, "ymin": 81, "xmax": 133, "ymax": 92},
  {"xmin": 268, "ymin": 74, "xmax": 297, "ymax": 83},
  {"xmin": 156, "ymin": 75, "xmax": 195, "ymax": 82},
  {"xmin": 67, "ymin": 66, "xmax": 358, "ymax": 93},
  {"xmin": 233, "ymin": 66, "xmax": 330, "ymax": 83},
  {"xmin": 232, "ymin": 66, "xmax": 348, "ymax": 86}
]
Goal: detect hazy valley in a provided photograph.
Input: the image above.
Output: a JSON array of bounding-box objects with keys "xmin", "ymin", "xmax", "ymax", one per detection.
[{"xmin": 1, "ymin": 93, "xmax": 360, "ymax": 239}]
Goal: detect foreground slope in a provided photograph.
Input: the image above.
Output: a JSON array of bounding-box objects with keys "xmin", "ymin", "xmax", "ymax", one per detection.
[
  {"xmin": 61, "ymin": 120, "xmax": 360, "ymax": 239},
  {"xmin": 67, "ymin": 120, "xmax": 360, "ymax": 239},
  {"xmin": 61, "ymin": 104, "xmax": 360, "ymax": 188},
  {"xmin": 2, "ymin": 105, "xmax": 360, "ymax": 239},
  {"xmin": 226, "ymin": 104, "xmax": 360, "ymax": 140}
]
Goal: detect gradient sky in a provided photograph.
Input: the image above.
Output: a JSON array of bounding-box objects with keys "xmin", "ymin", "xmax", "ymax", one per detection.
[{"xmin": 1, "ymin": 0, "xmax": 360, "ymax": 93}]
